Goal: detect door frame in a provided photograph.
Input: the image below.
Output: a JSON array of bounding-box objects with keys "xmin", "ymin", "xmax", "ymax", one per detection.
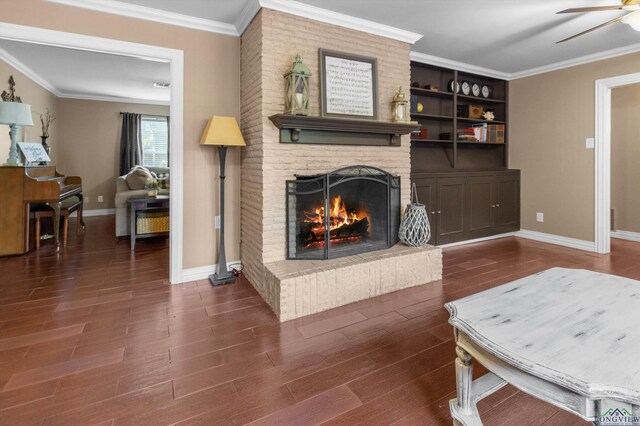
[
  {"xmin": 0, "ymin": 22, "xmax": 185, "ymax": 283},
  {"xmin": 595, "ymin": 72, "xmax": 640, "ymax": 254}
]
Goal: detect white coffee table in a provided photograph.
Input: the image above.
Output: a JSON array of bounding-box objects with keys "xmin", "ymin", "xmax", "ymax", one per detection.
[{"xmin": 445, "ymin": 267, "xmax": 640, "ymax": 425}]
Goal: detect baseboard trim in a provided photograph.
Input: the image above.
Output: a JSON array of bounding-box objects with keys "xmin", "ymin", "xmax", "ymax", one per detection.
[
  {"xmin": 438, "ymin": 232, "xmax": 516, "ymax": 249},
  {"xmin": 77, "ymin": 208, "xmax": 116, "ymax": 217},
  {"xmin": 611, "ymin": 230, "xmax": 640, "ymax": 242},
  {"xmin": 515, "ymin": 230, "xmax": 595, "ymax": 252},
  {"xmin": 181, "ymin": 261, "xmax": 242, "ymax": 284}
]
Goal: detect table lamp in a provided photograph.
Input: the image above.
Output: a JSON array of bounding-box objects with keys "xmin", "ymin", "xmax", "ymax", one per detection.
[
  {"xmin": 200, "ymin": 116, "xmax": 246, "ymax": 286},
  {"xmin": 0, "ymin": 101, "xmax": 33, "ymax": 166}
]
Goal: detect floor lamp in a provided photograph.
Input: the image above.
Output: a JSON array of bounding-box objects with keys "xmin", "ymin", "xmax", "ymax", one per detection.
[
  {"xmin": 200, "ymin": 116, "xmax": 246, "ymax": 286},
  {"xmin": 0, "ymin": 101, "xmax": 33, "ymax": 166}
]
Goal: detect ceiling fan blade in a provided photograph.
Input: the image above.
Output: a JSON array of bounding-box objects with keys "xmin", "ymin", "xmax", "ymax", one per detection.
[
  {"xmin": 557, "ymin": 6, "xmax": 624, "ymax": 13},
  {"xmin": 556, "ymin": 16, "xmax": 623, "ymax": 43}
]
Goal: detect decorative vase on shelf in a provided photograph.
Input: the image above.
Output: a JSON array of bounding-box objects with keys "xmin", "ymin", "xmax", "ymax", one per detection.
[
  {"xmin": 40, "ymin": 136, "xmax": 50, "ymax": 165},
  {"xmin": 147, "ymin": 188, "xmax": 158, "ymax": 198}
]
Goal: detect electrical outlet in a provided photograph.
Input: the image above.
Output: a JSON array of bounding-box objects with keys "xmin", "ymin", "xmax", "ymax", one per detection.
[
  {"xmin": 84, "ymin": 197, "xmax": 89, "ymax": 204},
  {"xmin": 215, "ymin": 216, "xmax": 221, "ymax": 229},
  {"xmin": 98, "ymin": 195, "xmax": 103, "ymax": 203},
  {"xmin": 586, "ymin": 138, "xmax": 595, "ymax": 149},
  {"xmin": 536, "ymin": 212, "xmax": 544, "ymax": 222}
]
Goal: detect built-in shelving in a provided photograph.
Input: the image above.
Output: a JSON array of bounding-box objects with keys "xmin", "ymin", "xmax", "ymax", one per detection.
[{"xmin": 409, "ymin": 61, "xmax": 509, "ymax": 171}]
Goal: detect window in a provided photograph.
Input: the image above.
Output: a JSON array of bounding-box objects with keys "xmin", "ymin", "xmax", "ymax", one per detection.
[{"xmin": 141, "ymin": 115, "xmax": 169, "ymax": 168}]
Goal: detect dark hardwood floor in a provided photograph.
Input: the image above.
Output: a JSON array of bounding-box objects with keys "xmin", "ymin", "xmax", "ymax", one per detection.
[{"xmin": 2, "ymin": 215, "xmax": 635, "ymax": 424}]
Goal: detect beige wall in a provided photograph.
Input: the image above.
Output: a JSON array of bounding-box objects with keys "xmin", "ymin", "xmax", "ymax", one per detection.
[
  {"xmin": 509, "ymin": 52, "xmax": 640, "ymax": 242},
  {"xmin": 611, "ymin": 84, "xmax": 640, "ymax": 233},
  {"xmin": 240, "ymin": 9, "xmax": 412, "ymax": 292},
  {"xmin": 4, "ymin": 0, "xmax": 240, "ymax": 270},
  {"xmin": 0, "ymin": 59, "xmax": 59, "ymax": 163},
  {"xmin": 56, "ymin": 99, "xmax": 169, "ymax": 210}
]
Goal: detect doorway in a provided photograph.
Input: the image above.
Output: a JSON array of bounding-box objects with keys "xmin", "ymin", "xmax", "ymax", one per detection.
[
  {"xmin": 594, "ymin": 72, "xmax": 640, "ymax": 254},
  {"xmin": 0, "ymin": 22, "xmax": 184, "ymax": 283}
]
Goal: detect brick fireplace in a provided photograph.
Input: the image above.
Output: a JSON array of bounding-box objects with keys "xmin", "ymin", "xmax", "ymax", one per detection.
[{"xmin": 240, "ymin": 8, "xmax": 442, "ymax": 321}]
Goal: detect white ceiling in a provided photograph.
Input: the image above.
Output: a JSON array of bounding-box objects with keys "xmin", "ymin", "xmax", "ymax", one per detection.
[
  {"xmin": 113, "ymin": 0, "xmax": 640, "ymax": 75},
  {"xmin": 0, "ymin": 39, "xmax": 170, "ymax": 104},
  {"xmin": 6, "ymin": 0, "xmax": 640, "ymax": 102}
]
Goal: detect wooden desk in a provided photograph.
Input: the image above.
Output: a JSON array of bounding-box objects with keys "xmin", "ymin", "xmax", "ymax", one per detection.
[{"xmin": 446, "ymin": 268, "xmax": 640, "ymax": 425}]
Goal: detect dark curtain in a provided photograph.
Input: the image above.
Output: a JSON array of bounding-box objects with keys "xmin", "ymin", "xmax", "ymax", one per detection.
[{"xmin": 119, "ymin": 112, "xmax": 142, "ymax": 176}]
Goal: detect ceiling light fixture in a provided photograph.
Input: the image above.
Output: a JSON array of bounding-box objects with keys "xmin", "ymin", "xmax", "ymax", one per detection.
[
  {"xmin": 622, "ymin": 10, "xmax": 640, "ymax": 30},
  {"xmin": 153, "ymin": 81, "xmax": 170, "ymax": 88}
]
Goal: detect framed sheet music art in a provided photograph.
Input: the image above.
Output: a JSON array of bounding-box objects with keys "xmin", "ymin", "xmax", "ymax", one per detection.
[
  {"xmin": 319, "ymin": 49, "xmax": 378, "ymax": 120},
  {"xmin": 18, "ymin": 142, "xmax": 50, "ymax": 165}
]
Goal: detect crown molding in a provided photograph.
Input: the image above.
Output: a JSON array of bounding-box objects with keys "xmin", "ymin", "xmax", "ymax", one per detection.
[
  {"xmin": 508, "ymin": 42, "xmax": 640, "ymax": 80},
  {"xmin": 236, "ymin": 0, "xmax": 263, "ymax": 35},
  {"xmin": 410, "ymin": 51, "xmax": 511, "ymax": 80},
  {"xmin": 256, "ymin": 0, "xmax": 423, "ymax": 44},
  {"xmin": 48, "ymin": 0, "xmax": 423, "ymax": 43},
  {"xmin": 57, "ymin": 93, "xmax": 170, "ymax": 106},
  {"xmin": 46, "ymin": 0, "xmax": 239, "ymax": 36},
  {"xmin": 0, "ymin": 46, "xmax": 61, "ymax": 96}
]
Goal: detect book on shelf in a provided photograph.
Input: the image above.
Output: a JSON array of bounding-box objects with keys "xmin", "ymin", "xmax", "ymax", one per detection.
[
  {"xmin": 487, "ymin": 124, "xmax": 505, "ymax": 143},
  {"xmin": 472, "ymin": 123, "xmax": 487, "ymax": 142},
  {"xmin": 465, "ymin": 123, "xmax": 505, "ymax": 143}
]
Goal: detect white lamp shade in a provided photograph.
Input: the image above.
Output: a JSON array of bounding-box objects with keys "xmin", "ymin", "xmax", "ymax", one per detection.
[
  {"xmin": 0, "ymin": 102, "xmax": 34, "ymax": 126},
  {"xmin": 622, "ymin": 11, "xmax": 640, "ymax": 31}
]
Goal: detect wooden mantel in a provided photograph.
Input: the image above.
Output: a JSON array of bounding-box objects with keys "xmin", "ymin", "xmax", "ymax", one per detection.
[{"xmin": 269, "ymin": 114, "xmax": 419, "ymax": 146}]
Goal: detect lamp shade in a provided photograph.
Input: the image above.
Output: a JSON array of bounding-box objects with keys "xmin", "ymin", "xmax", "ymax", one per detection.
[
  {"xmin": 0, "ymin": 102, "xmax": 34, "ymax": 126},
  {"xmin": 199, "ymin": 116, "xmax": 245, "ymax": 147},
  {"xmin": 623, "ymin": 11, "xmax": 640, "ymax": 31}
]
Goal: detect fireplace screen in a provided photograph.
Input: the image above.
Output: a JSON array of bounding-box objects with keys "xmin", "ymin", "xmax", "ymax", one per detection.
[{"xmin": 287, "ymin": 166, "xmax": 400, "ymax": 260}]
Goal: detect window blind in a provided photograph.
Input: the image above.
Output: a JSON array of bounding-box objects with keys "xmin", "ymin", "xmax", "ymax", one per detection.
[{"xmin": 141, "ymin": 115, "xmax": 169, "ymax": 168}]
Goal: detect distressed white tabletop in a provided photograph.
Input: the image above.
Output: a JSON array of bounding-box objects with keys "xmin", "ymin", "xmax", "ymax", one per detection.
[{"xmin": 445, "ymin": 267, "xmax": 640, "ymax": 405}]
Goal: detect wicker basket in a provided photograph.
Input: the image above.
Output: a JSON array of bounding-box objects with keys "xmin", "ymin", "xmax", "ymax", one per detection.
[
  {"xmin": 398, "ymin": 183, "xmax": 431, "ymax": 247},
  {"xmin": 136, "ymin": 212, "xmax": 169, "ymax": 235}
]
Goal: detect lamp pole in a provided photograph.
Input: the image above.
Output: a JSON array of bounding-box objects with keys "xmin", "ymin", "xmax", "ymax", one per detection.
[
  {"xmin": 210, "ymin": 145, "xmax": 235, "ymax": 285},
  {"xmin": 5, "ymin": 124, "xmax": 21, "ymax": 166}
]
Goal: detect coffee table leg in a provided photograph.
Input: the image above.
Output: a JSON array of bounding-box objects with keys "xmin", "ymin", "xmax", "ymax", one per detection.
[{"xmin": 451, "ymin": 345, "xmax": 482, "ymax": 426}]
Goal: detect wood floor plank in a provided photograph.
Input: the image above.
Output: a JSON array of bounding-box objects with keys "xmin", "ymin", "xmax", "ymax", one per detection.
[
  {"xmin": 171, "ymin": 353, "xmax": 273, "ymax": 399},
  {"xmin": 0, "ymin": 379, "xmax": 59, "ymax": 411},
  {"xmin": 54, "ymin": 291, "xmax": 133, "ymax": 312},
  {"xmin": 175, "ymin": 385, "xmax": 296, "ymax": 426},
  {"xmin": 248, "ymin": 385, "xmax": 362, "ymax": 426},
  {"xmin": 296, "ymin": 310, "xmax": 367, "ymax": 338},
  {"xmin": 286, "ymin": 354, "xmax": 379, "ymax": 401},
  {"xmin": 3, "ymin": 347, "xmax": 125, "ymax": 391}
]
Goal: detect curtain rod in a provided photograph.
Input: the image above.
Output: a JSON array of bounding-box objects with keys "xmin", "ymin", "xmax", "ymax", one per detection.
[{"xmin": 119, "ymin": 112, "xmax": 169, "ymax": 118}]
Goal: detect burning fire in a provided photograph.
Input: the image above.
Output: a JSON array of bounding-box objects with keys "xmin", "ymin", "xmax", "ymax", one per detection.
[
  {"xmin": 304, "ymin": 196, "xmax": 361, "ymax": 229},
  {"xmin": 302, "ymin": 196, "xmax": 369, "ymax": 247}
]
